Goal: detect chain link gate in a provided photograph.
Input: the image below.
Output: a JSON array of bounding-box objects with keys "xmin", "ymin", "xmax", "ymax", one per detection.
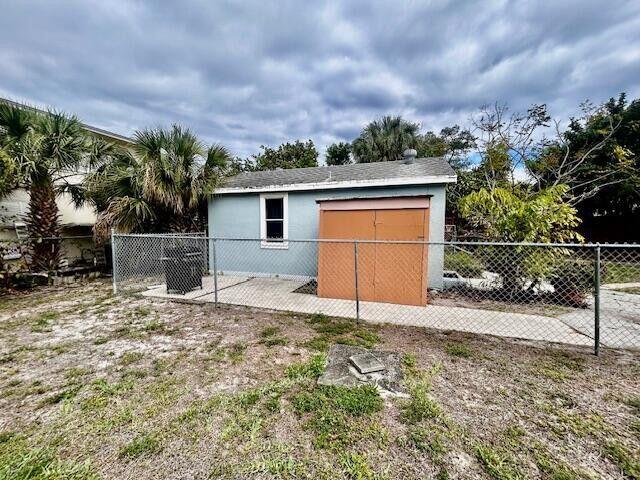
[{"xmin": 111, "ymin": 233, "xmax": 640, "ymax": 355}]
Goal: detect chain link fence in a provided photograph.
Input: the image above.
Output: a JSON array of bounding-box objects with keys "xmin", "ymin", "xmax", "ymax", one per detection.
[{"xmin": 112, "ymin": 233, "xmax": 640, "ymax": 353}]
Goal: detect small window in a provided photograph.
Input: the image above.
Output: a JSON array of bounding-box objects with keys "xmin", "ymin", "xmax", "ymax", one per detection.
[{"xmin": 260, "ymin": 193, "xmax": 288, "ymax": 248}]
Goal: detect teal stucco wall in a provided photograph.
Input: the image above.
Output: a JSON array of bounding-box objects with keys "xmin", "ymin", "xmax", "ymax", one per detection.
[{"xmin": 208, "ymin": 184, "xmax": 447, "ymax": 289}]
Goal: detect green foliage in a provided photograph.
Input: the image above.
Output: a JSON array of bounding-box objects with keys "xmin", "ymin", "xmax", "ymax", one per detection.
[
  {"xmin": 339, "ymin": 452, "xmax": 377, "ymax": 480},
  {"xmin": 251, "ymin": 139, "xmax": 318, "ymax": 170},
  {"xmin": 259, "ymin": 327, "xmax": 288, "ymax": 347},
  {"xmin": 291, "ymin": 385, "xmax": 383, "ymax": 449},
  {"xmin": 285, "ymin": 354, "xmax": 326, "ymax": 380},
  {"xmin": 459, "ymin": 185, "xmax": 583, "ymax": 294},
  {"xmin": 402, "ymin": 382, "xmax": 442, "ymax": 424},
  {"xmin": 474, "ymin": 443, "xmax": 524, "ymax": 480},
  {"xmin": 0, "ymin": 103, "xmax": 101, "ymax": 270},
  {"xmin": 445, "ymin": 342, "xmax": 473, "ymax": 358},
  {"xmin": 0, "ymin": 436, "xmax": 98, "ymax": 479},
  {"xmin": 325, "ymin": 142, "xmax": 352, "ymax": 165},
  {"xmin": 304, "ymin": 314, "xmax": 380, "ymax": 350},
  {"xmin": 444, "ymin": 250, "xmax": 484, "ymax": 277},
  {"xmin": 352, "ymin": 115, "xmax": 419, "ymax": 163},
  {"xmin": 549, "ymin": 259, "xmax": 594, "ymax": 305},
  {"xmin": 416, "ymin": 125, "xmax": 476, "ymax": 169},
  {"xmin": 0, "ymin": 147, "xmax": 16, "ymax": 197},
  {"xmin": 530, "ymin": 94, "xmax": 640, "ymax": 223},
  {"xmin": 459, "ymin": 185, "xmax": 582, "ymax": 244},
  {"xmin": 85, "ymin": 125, "xmax": 231, "ymax": 238},
  {"xmin": 603, "ymin": 440, "xmax": 640, "ymax": 479},
  {"xmin": 118, "ymin": 433, "xmax": 162, "ymax": 459}
]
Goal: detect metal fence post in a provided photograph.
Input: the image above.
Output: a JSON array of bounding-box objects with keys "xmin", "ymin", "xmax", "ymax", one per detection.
[
  {"xmin": 111, "ymin": 229, "xmax": 117, "ymax": 294},
  {"xmin": 594, "ymin": 243, "xmax": 601, "ymax": 356},
  {"xmin": 354, "ymin": 241, "xmax": 360, "ymax": 324},
  {"xmin": 212, "ymin": 238, "xmax": 218, "ymax": 308}
]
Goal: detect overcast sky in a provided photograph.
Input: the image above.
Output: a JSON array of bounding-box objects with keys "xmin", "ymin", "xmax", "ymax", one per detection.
[{"xmin": 1, "ymin": 1, "xmax": 639, "ymax": 158}]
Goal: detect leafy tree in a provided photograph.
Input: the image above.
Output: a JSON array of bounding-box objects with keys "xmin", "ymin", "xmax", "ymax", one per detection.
[
  {"xmin": 351, "ymin": 116, "xmax": 419, "ymax": 163},
  {"xmin": 528, "ymin": 94, "xmax": 639, "ymax": 216},
  {"xmin": 416, "ymin": 125, "xmax": 476, "ymax": 169},
  {"xmin": 459, "ymin": 185, "xmax": 582, "ymax": 294},
  {"xmin": 0, "ymin": 103, "xmax": 98, "ymax": 271},
  {"xmin": 459, "ymin": 185, "xmax": 581, "ymax": 243},
  {"xmin": 85, "ymin": 125, "xmax": 230, "ymax": 239},
  {"xmin": 251, "ymin": 140, "xmax": 318, "ymax": 170},
  {"xmin": 325, "ymin": 142, "xmax": 352, "ymax": 165}
]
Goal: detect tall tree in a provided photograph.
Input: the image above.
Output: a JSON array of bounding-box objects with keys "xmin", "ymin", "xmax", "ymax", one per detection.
[
  {"xmin": 0, "ymin": 103, "xmax": 95, "ymax": 271},
  {"xmin": 251, "ymin": 140, "xmax": 318, "ymax": 170},
  {"xmin": 416, "ymin": 125, "xmax": 476, "ymax": 169},
  {"xmin": 325, "ymin": 142, "xmax": 352, "ymax": 165},
  {"xmin": 528, "ymin": 94, "xmax": 639, "ymax": 211},
  {"xmin": 351, "ymin": 116, "xmax": 419, "ymax": 163},
  {"xmin": 85, "ymin": 125, "xmax": 231, "ymax": 239}
]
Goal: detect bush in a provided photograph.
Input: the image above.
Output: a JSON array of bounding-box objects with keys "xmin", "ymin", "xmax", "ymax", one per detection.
[
  {"xmin": 550, "ymin": 259, "xmax": 594, "ymax": 306},
  {"xmin": 444, "ymin": 250, "xmax": 484, "ymax": 278}
]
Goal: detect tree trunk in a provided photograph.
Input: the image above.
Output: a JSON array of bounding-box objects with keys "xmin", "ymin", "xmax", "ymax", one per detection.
[{"xmin": 27, "ymin": 177, "xmax": 61, "ymax": 272}]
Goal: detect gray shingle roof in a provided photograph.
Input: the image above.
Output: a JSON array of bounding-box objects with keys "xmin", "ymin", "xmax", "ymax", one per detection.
[{"xmin": 220, "ymin": 157, "xmax": 455, "ymax": 191}]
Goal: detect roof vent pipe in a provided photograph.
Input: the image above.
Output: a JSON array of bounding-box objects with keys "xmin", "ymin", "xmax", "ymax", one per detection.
[{"xmin": 403, "ymin": 149, "xmax": 417, "ymax": 164}]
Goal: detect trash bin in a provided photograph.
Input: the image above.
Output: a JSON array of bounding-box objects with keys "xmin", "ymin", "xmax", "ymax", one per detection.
[{"xmin": 160, "ymin": 245, "xmax": 203, "ymax": 294}]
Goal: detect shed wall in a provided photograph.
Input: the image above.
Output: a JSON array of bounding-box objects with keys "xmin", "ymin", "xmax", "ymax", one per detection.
[{"xmin": 208, "ymin": 184, "xmax": 447, "ymax": 289}]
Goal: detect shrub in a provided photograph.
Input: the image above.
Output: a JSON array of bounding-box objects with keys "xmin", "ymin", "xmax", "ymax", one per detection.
[
  {"xmin": 550, "ymin": 259, "xmax": 594, "ymax": 306},
  {"xmin": 444, "ymin": 250, "xmax": 484, "ymax": 278}
]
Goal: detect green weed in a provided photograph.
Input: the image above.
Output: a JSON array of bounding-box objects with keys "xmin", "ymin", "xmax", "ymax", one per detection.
[
  {"xmin": 285, "ymin": 354, "xmax": 326, "ymax": 380},
  {"xmin": 445, "ymin": 342, "xmax": 473, "ymax": 358},
  {"xmin": 118, "ymin": 433, "xmax": 162, "ymax": 459},
  {"xmin": 475, "ymin": 443, "xmax": 524, "ymax": 480},
  {"xmin": 0, "ymin": 437, "xmax": 98, "ymax": 480},
  {"xmin": 604, "ymin": 440, "xmax": 640, "ymax": 479},
  {"xmin": 119, "ymin": 351, "xmax": 144, "ymax": 366}
]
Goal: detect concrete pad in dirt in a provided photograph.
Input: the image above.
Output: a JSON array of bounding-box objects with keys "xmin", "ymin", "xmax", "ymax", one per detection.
[
  {"xmin": 141, "ymin": 275, "xmax": 249, "ymax": 301},
  {"xmin": 318, "ymin": 344, "xmax": 407, "ymax": 397}
]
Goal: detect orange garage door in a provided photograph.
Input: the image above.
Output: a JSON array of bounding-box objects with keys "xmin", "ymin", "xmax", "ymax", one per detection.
[{"xmin": 317, "ymin": 197, "xmax": 429, "ymax": 306}]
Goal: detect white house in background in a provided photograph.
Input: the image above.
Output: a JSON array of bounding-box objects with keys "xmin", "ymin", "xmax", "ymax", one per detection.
[{"xmin": 0, "ymin": 97, "xmax": 133, "ymax": 266}]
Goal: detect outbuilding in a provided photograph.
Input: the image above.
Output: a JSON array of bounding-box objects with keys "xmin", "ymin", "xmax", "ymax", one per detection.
[{"xmin": 208, "ymin": 151, "xmax": 456, "ymax": 305}]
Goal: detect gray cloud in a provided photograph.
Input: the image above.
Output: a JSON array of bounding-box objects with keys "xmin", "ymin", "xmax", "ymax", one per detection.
[{"xmin": 1, "ymin": 0, "xmax": 639, "ymax": 158}]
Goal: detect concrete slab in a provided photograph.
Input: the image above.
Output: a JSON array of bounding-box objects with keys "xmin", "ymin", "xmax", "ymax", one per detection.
[
  {"xmin": 144, "ymin": 275, "xmax": 599, "ymax": 348},
  {"xmin": 318, "ymin": 344, "xmax": 406, "ymax": 397},
  {"xmin": 141, "ymin": 275, "xmax": 249, "ymax": 301},
  {"xmin": 350, "ymin": 352, "xmax": 386, "ymax": 374}
]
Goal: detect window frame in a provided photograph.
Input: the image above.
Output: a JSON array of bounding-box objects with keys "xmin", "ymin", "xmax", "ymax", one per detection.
[{"xmin": 260, "ymin": 192, "xmax": 288, "ymax": 249}]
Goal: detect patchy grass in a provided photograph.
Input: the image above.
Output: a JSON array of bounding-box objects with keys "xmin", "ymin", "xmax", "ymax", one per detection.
[
  {"xmin": 474, "ymin": 443, "xmax": 524, "ymax": 480},
  {"xmin": 291, "ymin": 384, "xmax": 384, "ymax": 449},
  {"xmin": 259, "ymin": 326, "xmax": 288, "ymax": 347},
  {"xmin": 604, "ymin": 440, "xmax": 640, "ymax": 479},
  {"xmin": 0, "ymin": 280, "xmax": 637, "ymax": 479},
  {"xmin": 30, "ymin": 311, "xmax": 60, "ymax": 333},
  {"xmin": 0, "ymin": 436, "xmax": 98, "ymax": 480},
  {"xmin": 445, "ymin": 341, "xmax": 473, "ymax": 358},
  {"xmin": 613, "ymin": 286, "xmax": 640, "ymax": 295},
  {"xmin": 304, "ymin": 314, "xmax": 380, "ymax": 351},
  {"xmin": 285, "ymin": 354, "xmax": 326, "ymax": 380},
  {"xmin": 604, "ymin": 262, "xmax": 640, "ymax": 283},
  {"xmin": 119, "ymin": 351, "xmax": 144, "ymax": 366},
  {"xmin": 118, "ymin": 433, "xmax": 162, "ymax": 459}
]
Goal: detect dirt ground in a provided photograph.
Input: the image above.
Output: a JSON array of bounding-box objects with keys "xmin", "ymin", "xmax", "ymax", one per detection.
[{"xmin": 0, "ymin": 279, "xmax": 638, "ymax": 479}]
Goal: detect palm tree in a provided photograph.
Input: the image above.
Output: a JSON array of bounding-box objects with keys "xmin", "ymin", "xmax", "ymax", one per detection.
[
  {"xmin": 0, "ymin": 103, "xmax": 94, "ymax": 271},
  {"xmin": 351, "ymin": 116, "xmax": 420, "ymax": 163},
  {"xmin": 86, "ymin": 125, "xmax": 231, "ymax": 239}
]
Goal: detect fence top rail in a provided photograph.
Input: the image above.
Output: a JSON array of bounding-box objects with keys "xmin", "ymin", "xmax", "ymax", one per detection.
[{"xmin": 111, "ymin": 233, "xmax": 640, "ymax": 249}]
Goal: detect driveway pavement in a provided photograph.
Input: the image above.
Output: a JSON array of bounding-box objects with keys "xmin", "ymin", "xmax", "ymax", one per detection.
[{"xmin": 558, "ymin": 288, "xmax": 640, "ymax": 349}]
